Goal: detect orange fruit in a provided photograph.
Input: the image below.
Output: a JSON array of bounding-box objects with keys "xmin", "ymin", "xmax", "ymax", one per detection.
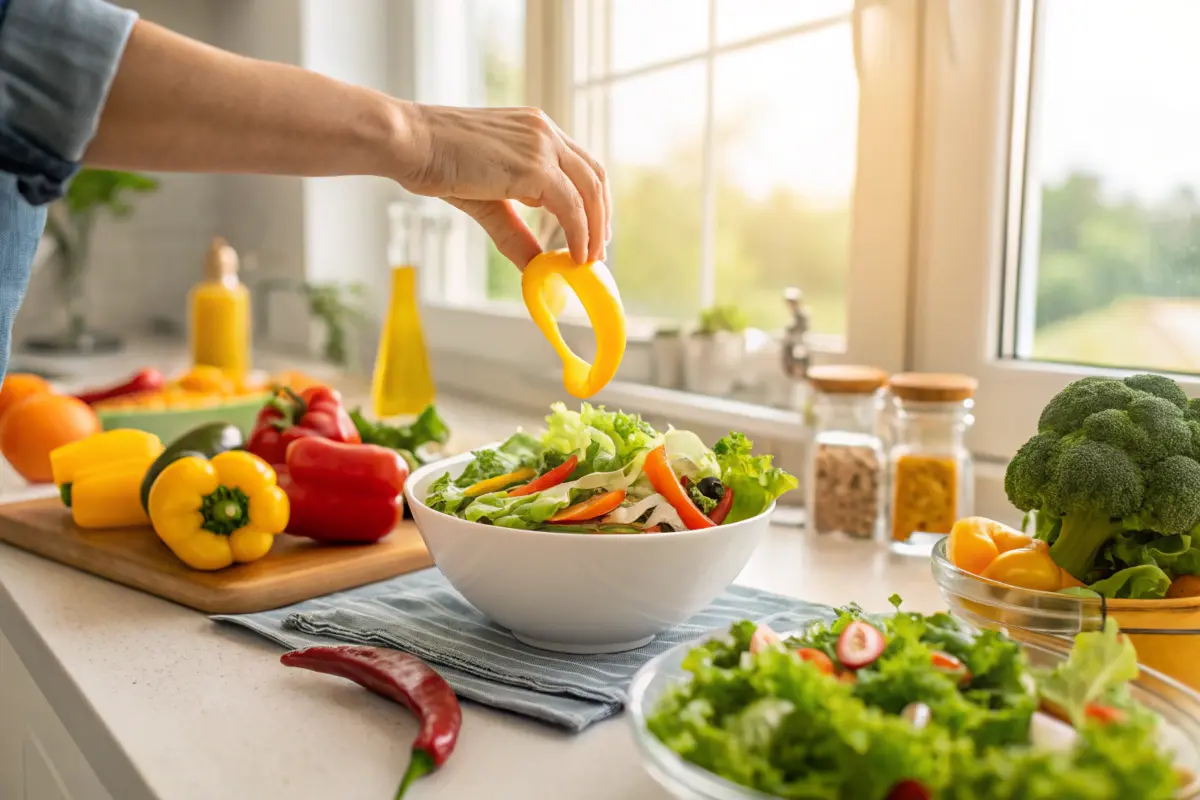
[
  {"xmin": 0, "ymin": 373, "xmax": 52, "ymax": 421},
  {"xmin": 0, "ymin": 394, "xmax": 101, "ymax": 483}
]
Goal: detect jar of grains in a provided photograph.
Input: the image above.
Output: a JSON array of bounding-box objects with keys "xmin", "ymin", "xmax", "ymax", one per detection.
[
  {"xmin": 805, "ymin": 365, "xmax": 888, "ymax": 539},
  {"xmin": 886, "ymin": 373, "xmax": 978, "ymax": 544}
]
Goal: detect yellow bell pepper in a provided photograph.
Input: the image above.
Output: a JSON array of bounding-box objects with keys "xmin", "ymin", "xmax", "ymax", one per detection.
[
  {"xmin": 980, "ymin": 541, "xmax": 1063, "ymax": 592},
  {"xmin": 147, "ymin": 450, "xmax": 289, "ymax": 571},
  {"xmin": 70, "ymin": 454, "xmax": 158, "ymax": 529},
  {"xmin": 50, "ymin": 429, "xmax": 163, "ymax": 505},
  {"xmin": 522, "ymin": 249, "xmax": 626, "ymax": 399},
  {"xmin": 464, "ymin": 468, "xmax": 537, "ymax": 497}
]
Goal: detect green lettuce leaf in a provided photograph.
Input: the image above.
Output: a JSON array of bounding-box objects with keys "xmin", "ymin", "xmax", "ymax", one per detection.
[
  {"xmin": 712, "ymin": 432, "xmax": 798, "ymax": 523},
  {"xmin": 350, "ymin": 405, "xmax": 449, "ymax": 455},
  {"xmin": 1087, "ymin": 565, "xmax": 1172, "ymax": 599},
  {"xmin": 541, "ymin": 402, "xmax": 661, "ymax": 475},
  {"xmin": 1035, "ymin": 618, "xmax": 1139, "ymax": 728}
]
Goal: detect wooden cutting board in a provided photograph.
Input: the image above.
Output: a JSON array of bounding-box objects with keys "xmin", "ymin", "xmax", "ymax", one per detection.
[{"xmin": 0, "ymin": 497, "xmax": 433, "ymax": 614}]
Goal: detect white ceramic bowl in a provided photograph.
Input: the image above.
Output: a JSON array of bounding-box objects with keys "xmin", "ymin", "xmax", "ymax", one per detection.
[{"xmin": 404, "ymin": 449, "xmax": 774, "ymax": 654}]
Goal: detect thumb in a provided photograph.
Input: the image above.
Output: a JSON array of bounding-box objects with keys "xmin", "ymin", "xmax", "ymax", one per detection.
[{"xmin": 445, "ymin": 198, "xmax": 542, "ymax": 270}]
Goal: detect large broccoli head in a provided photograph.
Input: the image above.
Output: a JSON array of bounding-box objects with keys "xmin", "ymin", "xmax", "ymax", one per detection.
[{"xmin": 1005, "ymin": 374, "xmax": 1200, "ymax": 579}]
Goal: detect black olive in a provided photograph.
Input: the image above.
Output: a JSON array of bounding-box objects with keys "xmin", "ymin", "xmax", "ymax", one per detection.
[{"xmin": 697, "ymin": 476, "xmax": 725, "ymax": 500}]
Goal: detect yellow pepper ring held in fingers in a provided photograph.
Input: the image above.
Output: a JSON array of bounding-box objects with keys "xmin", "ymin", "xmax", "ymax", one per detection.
[{"xmin": 522, "ymin": 250, "xmax": 626, "ymax": 399}]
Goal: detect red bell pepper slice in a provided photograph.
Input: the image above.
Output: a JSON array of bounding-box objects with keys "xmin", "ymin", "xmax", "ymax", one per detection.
[
  {"xmin": 73, "ymin": 368, "xmax": 166, "ymax": 405},
  {"xmin": 247, "ymin": 385, "xmax": 361, "ymax": 465},
  {"xmin": 507, "ymin": 455, "xmax": 578, "ymax": 497},
  {"xmin": 280, "ymin": 437, "xmax": 407, "ymax": 543},
  {"xmin": 548, "ymin": 489, "xmax": 626, "ymax": 523},
  {"xmin": 643, "ymin": 445, "xmax": 715, "ymax": 530},
  {"xmin": 708, "ymin": 485, "xmax": 734, "ymax": 524}
]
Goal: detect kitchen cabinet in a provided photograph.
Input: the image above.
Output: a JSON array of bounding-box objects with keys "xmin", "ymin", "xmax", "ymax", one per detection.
[{"xmin": 0, "ymin": 631, "xmax": 114, "ymax": 800}]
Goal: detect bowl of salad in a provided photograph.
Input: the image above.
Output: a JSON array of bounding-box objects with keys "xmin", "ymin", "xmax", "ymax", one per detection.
[
  {"xmin": 404, "ymin": 402, "xmax": 798, "ymax": 654},
  {"xmin": 630, "ymin": 600, "xmax": 1200, "ymax": 799}
]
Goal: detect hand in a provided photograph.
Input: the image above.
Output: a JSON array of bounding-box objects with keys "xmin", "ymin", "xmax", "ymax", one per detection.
[{"xmin": 396, "ymin": 104, "xmax": 611, "ymax": 269}]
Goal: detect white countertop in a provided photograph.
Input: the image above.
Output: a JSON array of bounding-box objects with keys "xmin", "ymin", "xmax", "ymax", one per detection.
[{"xmin": 0, "ymin": 393, "xmax": 945, "ymax": 800}]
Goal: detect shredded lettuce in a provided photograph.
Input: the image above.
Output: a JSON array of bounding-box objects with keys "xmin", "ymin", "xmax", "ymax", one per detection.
[{"xmin": 1034, "ymin": 618, "xmax": 1139, "ymax": 729}]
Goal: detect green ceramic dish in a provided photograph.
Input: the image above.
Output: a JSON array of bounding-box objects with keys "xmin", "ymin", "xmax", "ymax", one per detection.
[{"xmin": 96, "ymin": 394, "xmax": 270, "ymax": 445}]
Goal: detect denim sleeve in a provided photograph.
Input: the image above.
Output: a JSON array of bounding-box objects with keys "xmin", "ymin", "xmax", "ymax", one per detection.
[{"xmin": 0, "ymin": 0, "xmax": 137, "ymax": 205}]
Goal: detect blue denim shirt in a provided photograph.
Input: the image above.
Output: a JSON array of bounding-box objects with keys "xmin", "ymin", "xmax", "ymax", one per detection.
[{"xmin": 0, "ymin": 0, "xmax": 136, "ymax": 380}]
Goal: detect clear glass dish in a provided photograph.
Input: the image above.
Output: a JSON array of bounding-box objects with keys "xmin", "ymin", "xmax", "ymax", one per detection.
[
  {"xmin": 930, "ymin": 536, "xmax": 1200, "ymax": 692},
  {"xmin": 627, "ymin": 622, "xmax": 1200, "ymax": 800}
]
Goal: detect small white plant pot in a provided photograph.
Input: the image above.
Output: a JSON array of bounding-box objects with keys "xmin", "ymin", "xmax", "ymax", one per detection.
[
  {"xmin": 683, "ymin": 331, "xmax": 745, "ymax": 396},
  {"xmin": 651, "ymin": 334, "xmax": 684, "ymax": 389}
]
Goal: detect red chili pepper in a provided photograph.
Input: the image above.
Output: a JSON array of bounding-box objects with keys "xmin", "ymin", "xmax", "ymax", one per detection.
[
  {"xmin": 281, "ymin": 645, "xmax": 461, "ymax": 800},
  {"xmin": 246, "ymin": 385, "xmax": 360, "ymax": 465},
  {"xmin": 73, "ymin": 368, "xmax": 166, "ymax": 405},
  {"xmin": 280, "ymin": 437, "xmax": 408, "ymax": 543},
  {"xmin": 708, "ymin": 485, "xmax": 735, "ymax": 524},
  {"xmin": 507, "ymin": 455, "xmax": 578, "ymax": 497}
]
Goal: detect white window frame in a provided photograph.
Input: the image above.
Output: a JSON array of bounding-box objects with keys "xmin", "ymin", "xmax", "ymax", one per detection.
[
  {"xmin": 912, "ymin": 0, "xmax": 1200, "ymax": 463},
  {"xmin": 416, "ymin": 0, "xmax": 924, "ymax": 397}
]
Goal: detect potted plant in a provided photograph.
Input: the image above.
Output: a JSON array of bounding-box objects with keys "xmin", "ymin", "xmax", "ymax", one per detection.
[
  {"xmin": 26, "ymin": 168, "xmax": 159, "ymax": 353},
  {"xmin": 683, "ymin": 304, "xmax": 748, "ymax": 396},
  {"xmin": 255, "ymin": 278, "xmax": 368, "ymax": 369}
]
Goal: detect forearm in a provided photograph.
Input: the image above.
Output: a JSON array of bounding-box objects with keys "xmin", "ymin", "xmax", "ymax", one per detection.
[{"xmin": 85, "ymin": 20, "xmax": 415, "ymax": 180}]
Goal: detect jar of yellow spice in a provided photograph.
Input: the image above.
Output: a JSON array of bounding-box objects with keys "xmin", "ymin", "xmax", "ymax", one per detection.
[{"xmin": 886, "ymin": 372, "xmax": 977, "ymax": 550}]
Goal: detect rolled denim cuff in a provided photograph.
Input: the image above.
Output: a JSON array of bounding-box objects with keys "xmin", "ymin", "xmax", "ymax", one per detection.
[{"xmin": 0, "ymin": 0, "xmax": 137, "ymax": 205}]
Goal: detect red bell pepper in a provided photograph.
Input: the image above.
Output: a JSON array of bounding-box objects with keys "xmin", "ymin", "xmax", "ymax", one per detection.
[
  {"xmin": 280, "ymin": 437, "xmax": 408, "ymax": 543},
  {"xmin": 246, "ymin": 385, "xmax": 360, "ymax": 466},
  {"xmin": 73, "ymin": 368, "xmax": 166, "ymax": 405},
  {"xmin": 507, "ymin": 455, "xmax": 578, "ymax": 497}
]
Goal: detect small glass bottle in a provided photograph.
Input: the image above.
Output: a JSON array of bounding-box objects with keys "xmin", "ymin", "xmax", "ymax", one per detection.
[
  {"xmin": 806, "ymin": 365, "xmax": 888, "ymax": 539},
  {"xmin": 886, "ymin": 373, "xmax": 977, "ymax": 552}
]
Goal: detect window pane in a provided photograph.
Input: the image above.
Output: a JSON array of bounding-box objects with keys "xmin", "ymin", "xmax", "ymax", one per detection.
[
  {"xmin": 713, "ymin": 25, "xmax": 858, "ymax": 334},
  {"xmin": 1018, "ymin": 0, "xmax": 1200, "ymax": 373},
  {"xmin": 576, "ymin": 0, "xmax": 708, "ymax": 83},
  {"xmin": 580, "ymin": 63, "xmax": 708, "ymax": 320},
  {"xmin": 715, "ymin": 0, "xmax": 851, "ymax": 45}
]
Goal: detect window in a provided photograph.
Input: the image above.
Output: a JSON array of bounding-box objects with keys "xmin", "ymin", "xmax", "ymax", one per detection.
[
  {"xmin": 414, "ymin": 0, "xmax": 920, "ymax": 394},
  {"xmin": 1010, "ymin": 0, "xmax": 1200, "ymax": 374},
  {"xmin": 569, "ymin": 1, "xmax": 859, "ymax": 333},
  {"xmin": 915, "ymin": 0, "xmax": 1200, "ymax": 461}
]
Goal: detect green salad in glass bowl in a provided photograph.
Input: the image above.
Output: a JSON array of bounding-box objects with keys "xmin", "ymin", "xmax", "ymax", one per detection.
[{"xmin": 630, "ymin": 598, "xmax": 1200, "ymax": 799}]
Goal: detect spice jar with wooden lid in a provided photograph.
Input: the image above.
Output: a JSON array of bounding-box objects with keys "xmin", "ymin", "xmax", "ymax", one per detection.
[
  {"xmin": 885, "ymin": 372, "xmax": 977, "ymax": 546},
  {"xmin": 806, "ymin": 365, "xmax": 888, "ymax": 539}
]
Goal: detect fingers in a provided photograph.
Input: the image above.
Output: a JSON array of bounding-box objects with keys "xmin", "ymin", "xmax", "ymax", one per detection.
[
  {"xmin": 558, "ymin": 132, "xmax": 612, "ymax": 252},
  {"xmin": 557, "ymin": 147, "xmax": 607, "ymax": 263},
  {"xmin": 446, "ymin": 198, "xmax": 542, "ymax": 269},
  {"xmin": 537, "ymin": 170, "xmax": 591, "ymax": 265}
]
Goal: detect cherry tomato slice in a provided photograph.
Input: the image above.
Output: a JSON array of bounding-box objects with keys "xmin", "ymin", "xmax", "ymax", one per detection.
[
  {"xmin": 930, "ymin": 650, "xmax": 972, "ymax": 685},
  {"xmin": 836, "ymin": 620, "xmax": 886, "ymax": 670},
  {"xmin": 887, "ymin": 780, "xmax": 932, "ymax": 800},
  {"xmin": 795, "ymin": 647, "xmax": 834, "ymax": 675},
  {"xmin": 507, "ymin": 455, "xmax": 578, "ymax": 497},
  {"xmin": 749, "ymin": 624, "xmax": 782, "ymax": 655}
]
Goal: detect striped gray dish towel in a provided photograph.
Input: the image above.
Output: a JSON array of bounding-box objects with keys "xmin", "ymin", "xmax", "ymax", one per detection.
[{"xmin": 212, "ymin": 568, "xmax": 838, "ymax": 732}]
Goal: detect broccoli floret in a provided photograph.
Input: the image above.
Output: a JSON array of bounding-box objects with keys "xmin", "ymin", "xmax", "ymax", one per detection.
[{"xmin": 1005, "ymin": 374, "xmax": 1200, "ymax": 581}]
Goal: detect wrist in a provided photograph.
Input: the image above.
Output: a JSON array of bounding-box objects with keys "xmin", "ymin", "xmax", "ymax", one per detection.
[{"xmin": 380, "ymin": 99, "xmax": 430, "ymax": 189}]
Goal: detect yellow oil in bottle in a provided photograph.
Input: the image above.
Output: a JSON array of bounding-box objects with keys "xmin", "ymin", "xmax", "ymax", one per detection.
[
  {"xmin": 189, "ymin": 237, "xmax": 250, "ymax": 381},
  {"xmin": 372, "ymin": 263, "xmax": 435, "ymax": 417}
]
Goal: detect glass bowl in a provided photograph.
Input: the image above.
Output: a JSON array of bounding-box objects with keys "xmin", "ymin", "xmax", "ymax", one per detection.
[
  {"xmin": 628, "ymin": 624, "xmax": 1200, "ymax": 800},
  {"xmin": 930, "ymin": 537, "xmax": 1200, "ymax": 691}
]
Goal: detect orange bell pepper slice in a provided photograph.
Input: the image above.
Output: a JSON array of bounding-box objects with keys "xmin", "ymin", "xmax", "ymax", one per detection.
[
  {"xmin": 522, "ymin": 249, "xmax": 626, "ymax": 399},
  {"xmin": 549, "ymin": 489, "xmax": 627, "ymax": 523},
  {"xmin": 644, "ymin": 445, "xmax": 715, "ymax": 530}
]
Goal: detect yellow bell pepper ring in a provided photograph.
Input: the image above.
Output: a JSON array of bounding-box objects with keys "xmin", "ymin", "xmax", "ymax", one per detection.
[
  {"xmin": 147, "ymin": 450, "xmax": 289, "ymax": 571},
  {"xmin": 522, "ymin": 249, "xmax": 626, "ymax": 399},
  {"xmin": 70, "ymin": 454, "xmax": 158, "ymax": 529},
  {"xmin": 50, "ymin": 428, "xmax": 164, "ymax": 505}
]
